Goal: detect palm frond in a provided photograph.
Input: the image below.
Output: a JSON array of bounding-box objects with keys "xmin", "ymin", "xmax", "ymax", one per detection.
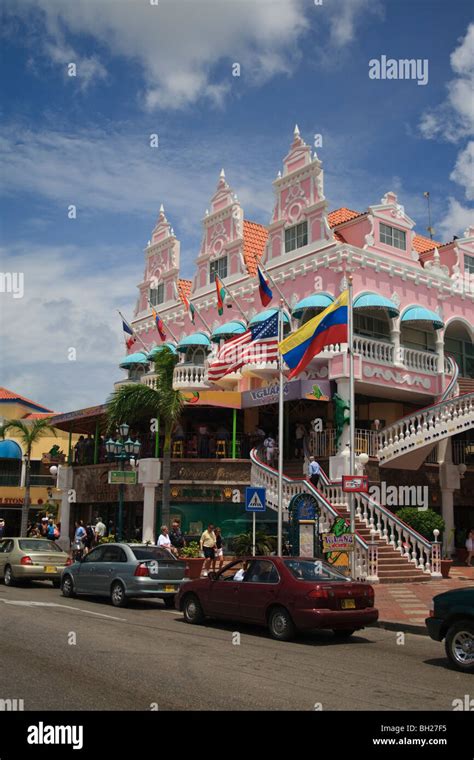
[{"xmin": 107, "ymin": 383, "xmax": 161, "ymax": 432}]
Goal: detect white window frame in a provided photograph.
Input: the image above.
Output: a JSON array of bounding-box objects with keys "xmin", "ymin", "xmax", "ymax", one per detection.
[
  {"xmin": 149, "ymin": 282, "xmax": 165, "ymax": 306},
  {"xmin": 285, "ymin": 221, "xmax": 308, "ymax": 254},
  {"xmin": 209, "ymin": 256, "xmax": 228, "ymax": 283},
  {"xmin": 380, "ymin": 223, "xmax": 406, "ymax": 251}
]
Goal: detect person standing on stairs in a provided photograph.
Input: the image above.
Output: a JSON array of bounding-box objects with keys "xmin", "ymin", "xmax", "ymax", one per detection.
[{"xmin": 308, "ymin": 456, "xmax": 321, "ymax": 489}]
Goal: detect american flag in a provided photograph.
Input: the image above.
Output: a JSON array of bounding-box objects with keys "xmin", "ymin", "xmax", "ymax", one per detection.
[{"xmin": 207, "ymin": 312, "xmax": 279, "ymax": 381}]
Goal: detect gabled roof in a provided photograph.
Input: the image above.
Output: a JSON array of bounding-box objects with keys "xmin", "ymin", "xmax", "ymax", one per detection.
[
  {"xmin": 327, "ymin": 208, "xmax": 365, "ymax": 227},
  {"xmin": 412, "ymin": 234, "xmax": 443, "ymax": 254},
  {"xmin": 243, "ymin": 220, "xmax": 268, "ymax": 275},
  {"xmin": 177, "ymin": 279, "xmax": 192, "ymax": 303},
  {"xmin": 0, "ymin": 387, "xmax": 54, "ymax": 413}
]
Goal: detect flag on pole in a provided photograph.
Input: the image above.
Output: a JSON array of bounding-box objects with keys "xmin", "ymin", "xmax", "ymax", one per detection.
[
  {"xmin": 215, "ymin": 274, "xmax": 226, "ymax": 316},
  {"xmin": 257, "ymin": 265, "xmax": 273, "ymax": 307},
  {"xmin": 182, "ymin": 293, "xmax": 195, "ymax": 324},
  {"xmin": 279, "ymin": 291, "xmax": 348, "ymax": 379},
  {"xmin": 152, "ymin": 307, "xmax": 167, "ymax": 341},
  {"xmin": 122, "ymin": 319, "xmax": 137, "ymax": 350},
  {"xmin": 207, "ymin": 312, "xmax": 279, "ymax": 382}
]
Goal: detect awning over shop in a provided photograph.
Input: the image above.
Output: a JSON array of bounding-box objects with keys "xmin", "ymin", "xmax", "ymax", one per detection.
[
  {"xmin": 48, "ymin": 404, "xmax": 109, "ymax": 435},
  {"xmin": 177, "ymin": 332, "xmax": 211, "ymax": 352},
  {"xmin": 292, "ymin": 293, "xmax": 334, "ymax": 319},
  {"xmin": 401, "ymin": 306, "xmax": 444, "ymax": 330},
  {"xmin": 147, "ymin": 342, "xmax": 177, "ymax": 360},
  {"xmin": 353, "ymin": 293, "xmax": 400, "ymax": 318},
  {"xmin": 211, "ymin": 321, "xmax": 247, "ymax": 342},
  {"xmin": 0, "ymin": 440, "xmax": 22, "ymax": 459},
  {"xmin": 119, "ymin": 352, "xmax": 149, "ymax": 368},
  {"xmin": 249, "ymin": 308, "xmax": 290, "ymax": 326}
]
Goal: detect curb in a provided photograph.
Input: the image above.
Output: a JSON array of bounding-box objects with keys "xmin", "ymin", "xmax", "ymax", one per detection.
[{"xmin": 375, "ymin": 620, "xmax": 428, "ymax": 636}]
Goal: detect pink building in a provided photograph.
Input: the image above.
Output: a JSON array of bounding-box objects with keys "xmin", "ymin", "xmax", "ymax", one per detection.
[{"xmin": 118, "ymin": 126, "xmax": 474, "ymax": 572}]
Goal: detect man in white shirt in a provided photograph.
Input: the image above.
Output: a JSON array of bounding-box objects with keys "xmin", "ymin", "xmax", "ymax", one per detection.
[
  {"xmin": 308, "ymin": 456, "xmax": 321, "ymax": 488},
  {"xmin": 94, "ymin": 517, "xmax": 106, "ymax": 545}
]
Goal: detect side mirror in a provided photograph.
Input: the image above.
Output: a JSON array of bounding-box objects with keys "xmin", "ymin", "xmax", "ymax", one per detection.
[{"xmin": 207, "ymin": 571, "xmax": 218, "ymax": 581}]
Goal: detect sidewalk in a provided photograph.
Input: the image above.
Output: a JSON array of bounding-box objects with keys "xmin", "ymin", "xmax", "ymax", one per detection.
[{"xmin": 374, "ymin": 564, "xmax": 474, "ymax": 634}]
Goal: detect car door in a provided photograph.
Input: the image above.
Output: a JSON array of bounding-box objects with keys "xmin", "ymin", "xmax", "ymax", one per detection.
[
  {"xmin": 0, "ymin": 539, "xmax": 14, "ymax": 573},
  {"xmin": 75, "ymin": 546, "xmax": 106, "ymax": 594},
  {"xmin": 238, "ymin": 560, "xmax": 281, "ymax": 624},
  {"xmin": 207, "ymin": 560, "xmax": 245, "ymax": 619},
  {"xmin": 94, "ymin": 545, "xmax": 128, "ymax": 595}
]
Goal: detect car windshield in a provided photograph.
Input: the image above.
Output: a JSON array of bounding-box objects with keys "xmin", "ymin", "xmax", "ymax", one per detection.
[
  {"xmin": 284, "ymin": 559, "xmax": 349, "ymax": 582},
  {"xmin": 130, "ymin": 547, "xmax": 175, "ymax": 561},
  {"xmin": 18, "ymin": 540, "xmax": 62, "ymax": 553}
]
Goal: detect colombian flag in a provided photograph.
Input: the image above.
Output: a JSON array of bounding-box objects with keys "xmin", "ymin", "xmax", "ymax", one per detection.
[
  {"xmin": 257, "ymin": 266, "xmax": 273, "ymax": 307},
  {"xmin": 215, "ymin": 275, "xmax": 226, "ymax": 316},
  {"xmin": 279, "ymin": 291, "xmax": 348, "ymax": 378},
  {"xmin": 152, "ymin": 307, "xmax": 167, "ymax": 341}
]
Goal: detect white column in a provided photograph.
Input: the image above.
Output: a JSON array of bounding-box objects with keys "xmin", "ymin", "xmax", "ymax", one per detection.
[
  {"xmin": 138, "ymin": 459, "xmax": 161, "ymax": 544},
  {"xmin": 56, "ymin": 465, "xmax": 74, "ymax": 552},
  {"xmin": 439, "ymin": 441, "xmax": 459, "ymax": 557},
  {"xmin": 390, "ymin": 318, "xmax": 403, "ymax": 367},
  {"xmin": 435, "ymin": 328, "xmax": 445, "ymax": 373}
]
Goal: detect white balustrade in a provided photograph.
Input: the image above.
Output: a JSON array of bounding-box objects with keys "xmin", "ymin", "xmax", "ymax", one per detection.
[
  {"xmin": 353, "ymin": 336, "xmax": 394, "ymax": 364},
  {"xmin": 172, "ymin": 364, "xmax": 209, "ymax": 389},
  {"xmin": 399, "ymin": 346, "xmax": 438, "ymax": 373}
]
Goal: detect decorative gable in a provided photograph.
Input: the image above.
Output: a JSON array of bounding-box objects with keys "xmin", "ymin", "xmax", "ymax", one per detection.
[{"xmin": 137, "ymin": 205, "xmax": 182, "ymax": 314}]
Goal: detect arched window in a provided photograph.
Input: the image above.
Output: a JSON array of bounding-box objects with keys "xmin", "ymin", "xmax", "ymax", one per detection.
[{"xmin": 445, "ymin": 322, "xmax": 474, "ymax": 378}]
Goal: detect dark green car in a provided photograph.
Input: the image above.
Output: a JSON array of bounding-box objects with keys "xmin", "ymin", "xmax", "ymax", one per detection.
[{"xmin": 425, "ymin": 588, "xmax": 474, "ymax": 673}]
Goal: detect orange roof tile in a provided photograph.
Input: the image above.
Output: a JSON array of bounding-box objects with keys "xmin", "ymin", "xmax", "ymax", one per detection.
[
  {"xmin": 327, "ymin": 208, "xmax": 364, "ymax": 227},
  {"xmin": 412, "ymin": 234, "xmax": 443, "ymax": 254},
  {"xmin": 177, "ymin": 279, "xmax": 192, "ymax": 304},
  {"xmin": 0, "ymin": 387, "xmax": 54, "ymax": 412},
  {"xmin": 243, "ymin": 220, "xmax": 268, "ymax": 275}
]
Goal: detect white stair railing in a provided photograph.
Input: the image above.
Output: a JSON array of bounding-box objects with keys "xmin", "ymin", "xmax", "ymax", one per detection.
[{"xmin": 378, "ymin": 392, "xmax": 474, "ymax": 466}]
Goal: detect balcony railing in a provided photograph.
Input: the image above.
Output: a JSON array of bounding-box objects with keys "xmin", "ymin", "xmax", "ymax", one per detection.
[
  {"xmin": 173, "ymin": 364, "xmax": 210, "ymax": 389},
  {"xmin": 309, "ymin": 428, "xmax": 379, "ymax": 458},
  {"xmin": 426, "ymin": 440, "xmax": 474, "ymax": 466}
]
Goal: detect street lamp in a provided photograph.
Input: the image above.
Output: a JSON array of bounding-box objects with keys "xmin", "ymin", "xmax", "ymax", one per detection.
[{"xmin": 107, "ymin": 426, "xmax": 141, "ymax": 541}]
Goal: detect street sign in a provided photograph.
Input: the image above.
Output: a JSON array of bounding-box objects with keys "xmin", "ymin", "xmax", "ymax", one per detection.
[
  {"xmin": 108, "ymin": 470, "xmax": 137, "ymax": 485},
  {"xmin": 245, "ymin": 487, "xmax": 266, "ymax": 512},
  {"xmin": 322, "ymin": 533, "xmax": 355, "ymax": 552},
  {"xmin": 342, "ymin": 475, "xmax": 368, "ymax": 493}
]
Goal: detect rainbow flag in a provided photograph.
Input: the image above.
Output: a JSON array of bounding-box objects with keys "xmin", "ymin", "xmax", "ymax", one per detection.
[
  {"xmin": 279, "ymin": 291, "xmax": 348, "ymax": 378},
  {"xmin": 215, "ymin": 274, "xmax": 226, "ymax": 316},
  {"xmin": 152, "ymin": 307, "xmax": 167, "ymax": 341},
  {"xmin": 257, "ymin": 266, "xmax": 273, "ymax": 307}
]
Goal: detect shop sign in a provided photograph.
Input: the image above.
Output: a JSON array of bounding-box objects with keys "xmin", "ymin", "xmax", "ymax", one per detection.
[
  {"xmin": 108, "ymin": 471, "xmax": 137, "ymax": 485},
  {"xmin": 322, "ymin": 533, "xmax": 355, "ymax": 552},
  {"xmin": 342, "ymin": 475, "xmax": 368, "ymax": 493}
]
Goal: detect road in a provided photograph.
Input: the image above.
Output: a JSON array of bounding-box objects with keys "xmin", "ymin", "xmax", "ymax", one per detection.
[{"xmin": 0, "ymin": 581, "xmax": 470, "ymax": 711}]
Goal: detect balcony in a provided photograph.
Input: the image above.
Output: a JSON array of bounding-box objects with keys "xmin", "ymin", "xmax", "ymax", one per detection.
[
  {"xmin": 172, "ymin": 364, "xmax": 210, "ymax": 390},
  {"xmin": 315, "ymin": 336, "xmax": 445, "ymax": 375}
]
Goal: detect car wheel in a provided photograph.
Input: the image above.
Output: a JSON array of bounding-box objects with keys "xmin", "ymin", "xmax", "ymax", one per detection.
[
  {"xmin": 333, "ymin": 629, "xmax": 356, "ymax": 640},
  {"xmin": 163, "ymin": 595, "xmax": 176, "ymax": 609},
  {"xmin": 182, "ymin": 594, "xmax": 205, "ymax": 624},
  {"xmin": 110, "ymin": 581, "xmax": 128, "ymax": 608},
  {"xmin": 51, "ymin": 580, "xmax": 61, "ymax": 589},
  {"xmin": 445, "ymin": 620, "xmax": 474, "ymax": 673},
  {"xmin": 4, "ymin": 565, "xmax": 16, "ymax": 587},
  {"xmin": 268, "ymin": 606, "xmax": 295, "ymax": 641},
  {"xmin": 61, "ymin": 574, "xmax": 75, "ymax": 598}
]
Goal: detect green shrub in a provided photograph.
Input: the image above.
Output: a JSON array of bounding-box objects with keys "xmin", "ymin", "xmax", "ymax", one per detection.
[
  {"xmin": 233, "ymin": 531, "xmax": 276, "ymax": 557},
  {"xmin": 179, "ymin": 541, "xmax": 202, "ymax": 558},
  {"xmin": 396, "ymin": 508, "xmax": 445, "ymax": 542}
]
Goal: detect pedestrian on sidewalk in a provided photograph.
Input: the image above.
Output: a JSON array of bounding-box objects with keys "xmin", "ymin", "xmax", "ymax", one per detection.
[
  {"xmin": 73, "ymin": 520, "xmax": 87, "ymax": 561},
  {"xmin": 94, "ymin": 516, "xmax": 106, "ymax": 545},
  {"xmin": 200, "ymin": 524, "xmax": 217, "ymax": 574},
  {"xmin": 465, "ymin": 528, "xmax": 474, "ymax": 566},
  {"xmin": 308, "ymin": 456, "xmax": 321, "ymax": 489},
  {"xmin": 170, "ymin": 520, "xmax": 185, "ymax": 556},
  {"xmin": 215, "ymin": 527, "xmax": 224, "ymax": 570},
  {"xmin": 157, "ymin": 525, "xmax": 172, "ymax": 550}
]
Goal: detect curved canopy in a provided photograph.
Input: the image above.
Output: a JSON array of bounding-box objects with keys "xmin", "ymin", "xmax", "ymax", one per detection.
[
  {"xmin": 177, "ymin": 332, "xmax": 211, "ymax": 352},
  {"xmin": 401, "ymin": 306, "xmax": 444, "ymax": 330},
  {"xmin": 147, "ymin": 342, "xmax": 177, "ymax": 359},
  {"xmin": 249, "ymin": 308, "xmax": 290, "ymax": 326},
  {"xmin": 0, "ymin": 440, "xmax": 22, "ymax": 459},
  {"xmin": 119, "ymin": 352, "xmax": 149, "ymax": 368},
  {"xmin": 353, "ymin": 293, "xmax": 400, "ymax": 318},
  {"xmin": 292, "ymin": 293, "xmax": 334, "ymax": 319},
  {"xmin": 211, "ymin": 320, "xmax": 247, "ymax": 342}
]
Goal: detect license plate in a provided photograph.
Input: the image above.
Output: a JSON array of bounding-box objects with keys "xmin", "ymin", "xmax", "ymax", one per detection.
[
  {"xmin": 163, "ymin": 585, "xmax": 177, "ymax": 593},
  {"xmin": 341, "ymin": 598, "xmax": 356, "ymax": 609},
  {"xmin": 44, "ymin": 566, "xmax": 57, "ymax": 573}
]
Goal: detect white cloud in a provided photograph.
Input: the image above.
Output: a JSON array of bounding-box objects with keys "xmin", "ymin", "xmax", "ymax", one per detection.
[
  {"xmin": 450, "ymin": 141, "xmax": 474, "ymax": 200},
  {"xmin": 438, "ymin": 197, "xmax": 474, "ymax": 240},
  {"xmin": 326, "ymin": 0, "xmax": 383, "ymax": 48}
]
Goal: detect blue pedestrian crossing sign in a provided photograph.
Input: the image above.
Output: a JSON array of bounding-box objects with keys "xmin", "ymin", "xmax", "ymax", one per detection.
[{"xmin": 245, "ymin": 487, "xmax": 266, "ymax": 512}]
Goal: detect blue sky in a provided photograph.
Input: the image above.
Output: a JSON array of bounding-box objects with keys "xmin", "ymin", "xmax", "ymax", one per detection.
[{"xmin": 0, "ymin": 0, "xmax": 473, "ymax": 411}]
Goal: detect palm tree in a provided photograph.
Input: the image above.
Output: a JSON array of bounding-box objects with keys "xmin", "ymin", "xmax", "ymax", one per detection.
[
  {"xmin": 107, "ymin": 346, "xmax": 183, "ymax": 529},
  {"xmin": 0, "ymin": 418, "xmax": 57, "ymax": 536}
]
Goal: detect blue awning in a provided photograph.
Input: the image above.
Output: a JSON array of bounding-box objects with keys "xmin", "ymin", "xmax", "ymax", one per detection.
[
  {"xmin": 292, "ymin": 293, "xmax": 334, "ymax": 319},
  {"xmin": 0, "ymin": 440, "xmax": 22, "ymax": 459},
  {"xmin": 177, "ymin": 332, "xmax": 211, "ymax": 352},
  {"xmin": 249, "ymin": 308, "xmax": 290, "ymax": 326},
  {"xmin": 119, "ymin": 352, "xmax": 149, "ymax": 368},
  {"xmin": 353, "ymin": 293, "xmax": 400, "ymax": 318},
  {"xmin": 211, "ymin": 321, "xmax": 247, "ymax": 342},
  {"xmin": 401, "ymin": 306, "xmax": 444, "ymax": 330},
  {"xmin": 147, "ymin": 342, "xmax": 177, "ymax": 359}
]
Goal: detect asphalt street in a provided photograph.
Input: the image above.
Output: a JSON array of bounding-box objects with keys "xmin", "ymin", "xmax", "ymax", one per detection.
[{"xmin": 0, "ymin": 582, "xmax": 471, "ymax": 711}]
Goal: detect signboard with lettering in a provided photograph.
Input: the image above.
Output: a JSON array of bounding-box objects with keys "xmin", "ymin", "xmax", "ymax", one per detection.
[
  {"xmin": 322, "ymin": 533, "xmax": 355, "ymax": 553},
  {"xmin": 108, "ymin": 470, "xmax": 137, "ymax": 485},
  {"xmin": 342, "ymin": 475, "xmax": 368, "ymax": 493}
]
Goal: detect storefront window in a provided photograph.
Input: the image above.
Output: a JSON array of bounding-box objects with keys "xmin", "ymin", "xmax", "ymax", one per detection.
[
  {"xmin": 354, "ymin": 313, "xmax": 390, "ymax": 341},
  {"xmin": 445, "ymin": 336, "xmax": 474, "ymax": 378}
]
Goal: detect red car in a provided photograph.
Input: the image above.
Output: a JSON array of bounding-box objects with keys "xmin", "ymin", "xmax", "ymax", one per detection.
[{"xmin": 176, "ymin": 556, "xmax": 378, "ymax": 641}]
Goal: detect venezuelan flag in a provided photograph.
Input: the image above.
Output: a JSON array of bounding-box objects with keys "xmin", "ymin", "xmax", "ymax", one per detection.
[{"xmin": 279, "ymin": 291, "xmax": 348, "ymax": 378}]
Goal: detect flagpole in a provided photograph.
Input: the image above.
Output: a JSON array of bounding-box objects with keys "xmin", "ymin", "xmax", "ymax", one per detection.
[
  {"xmin": 258, "ymin": 261, "xmax": 292, "ymax": 313},
  {"xmin": 348, "ymin": 274, "xmax": 356, "ymax": 579},
  {"xmin": 192, "ymin": 304, "xmax": 213, "ymax": 334},
  {"xmin": 277, "ymin": 299, "xmax": 285, "ymax": 557},
  {"xmin": 219, "ymin": 280, "xmax": 249, "ymax": 324},
  {"xmin": 117, "ymin": 310, "xmax": 149, "ymax": 352}
]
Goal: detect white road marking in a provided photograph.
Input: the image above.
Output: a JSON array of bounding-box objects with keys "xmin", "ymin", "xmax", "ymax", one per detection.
[{"xmin": 0, "ymin": 598, "xmax": 127, "ymax": 622}]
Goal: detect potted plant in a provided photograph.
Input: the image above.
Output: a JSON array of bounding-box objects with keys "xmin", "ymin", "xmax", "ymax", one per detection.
[
  {"xmin": 233, "ymin": 531, "xmax": 277, "ymax": 557},
  {"xmin": 440, "ymin": 553, "xmax": 453, "ymax": 578},
  {"xmin": 179, "ymin": 541, "xmax": 205, "ymax": 579}
]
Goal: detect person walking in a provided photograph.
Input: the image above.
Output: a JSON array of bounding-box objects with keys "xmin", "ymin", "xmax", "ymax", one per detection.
[
  {"xmin": 94, "ymin": 516, "xmax": 106, "ymax": 545},
  {"xmin": 264, "ymin": 434, "xmax": 276, "ymax": 466},
  {"xmin": 215, "ymin": 527, "xmax": 224, "ymax": 570},
  {"xmin": 157, "ymin": 525, "xmax": 172, "ymax": 550},
  {"xmin": 465, "ymin": 528, "xmax": 474, "ymax": 566},
  {"xmin": 308, "ymin": 456, "xmax": 321, "ymax": 489},
  {"xmin": 73, "ymin": 520, "xmax": 87, "ymax": 561},
  {"xmin": 46, "ymin": 517, "xmax": 58, "ymax": 542},
  {"xmin": 200, "ymin": 523, "xmax": 217, "ymax": 575},
  {"xmin": 170, "ymin": 520, "xmax": 185, "ymax": 555},
  {"xmin": 0, "ymin": 519, "xmax": 5, "ymax": 539},
  {"xmin": 295, "ymin": 423, "xmax": 306, "ymax": 459}
]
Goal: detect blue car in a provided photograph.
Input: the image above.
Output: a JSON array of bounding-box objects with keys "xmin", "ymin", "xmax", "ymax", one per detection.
[{"xmin": 61, "ymin": 543, "xmax": 188, "ymax": 608}]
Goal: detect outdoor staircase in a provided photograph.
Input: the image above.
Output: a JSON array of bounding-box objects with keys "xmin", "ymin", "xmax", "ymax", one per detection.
[{"xmin": 458, "ymin": 377, "xmax": 474, "ymax": 395}]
